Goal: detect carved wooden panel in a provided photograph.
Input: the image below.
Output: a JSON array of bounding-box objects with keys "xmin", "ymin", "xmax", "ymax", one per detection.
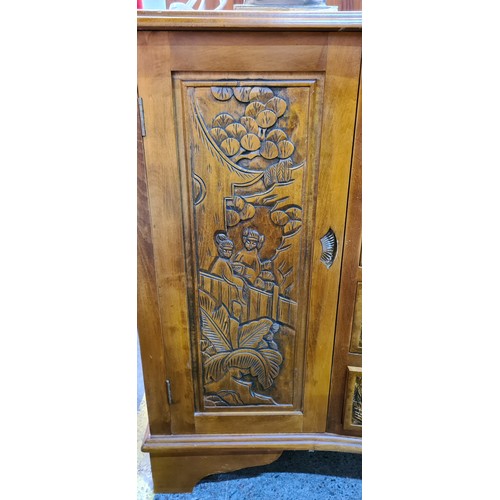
[
  {"xmin": 349, "ymin": 282, "xmax": 362, "ymax": 353},
  {"xmin": 174, "ymin": 74, "xmax": 323, "ymax": 411},
  {"xmin": 343, "ymin": 366, "xmax": 362, "ymax": 432}
]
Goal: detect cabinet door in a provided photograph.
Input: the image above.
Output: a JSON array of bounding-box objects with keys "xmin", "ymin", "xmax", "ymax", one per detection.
[
  {"xmin": 328, "ymin": 80, "xmax": 362, "ymax": 437},
  {"xmin": 138, "ymin": 30, "xmax": 361, "ymax": 435}
]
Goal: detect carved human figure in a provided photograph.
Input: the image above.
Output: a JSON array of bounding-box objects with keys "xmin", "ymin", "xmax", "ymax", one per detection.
[
  {"xmin": 232, "ymin": 227, "xmax": 264, "ymax": 285},
  {"xmin": 209, "ymin": 232, "xmax": 247, "ymax": 307}
]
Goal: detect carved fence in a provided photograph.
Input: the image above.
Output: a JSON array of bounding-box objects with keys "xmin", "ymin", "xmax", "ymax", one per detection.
[{"xmin": 199, "ymin": 271, "xmax": 297, "ymax": 328}]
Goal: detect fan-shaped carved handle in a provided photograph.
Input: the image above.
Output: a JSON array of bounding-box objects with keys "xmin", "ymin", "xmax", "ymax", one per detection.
[{"xmin": 320, "ymin": 228, "xmax": 337, "ymax": 269}]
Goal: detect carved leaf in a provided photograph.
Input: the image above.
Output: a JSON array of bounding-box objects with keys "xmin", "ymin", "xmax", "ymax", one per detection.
[
  {"xmin": 239, "ymin": 203, "xmax": 255, "ymax": 221},
  {"xmin": 210, "ymin": 127, "xmax": 228, "ymax": 144},
  {"xmin": 240, "ymin": 116, "xmax": 259, "ymax": 134},
  {"xmin": 211, "ymin": 87, "xmax": 234, "ymax": 101},
  {"xmin": 256, "ymin": 110, "xmax": 277, "ymax": 129},
  {"xmin": 199, "ymin": 291, "xmax": 233, "ymax": 353},
  {"xmin": 283, "ymin": 220, "xmax": 302, "ymax": 236},
  {"xmin": 258, "ymin": 348, "xmax": 283, "ymax": 383},
  {"xmin": 266, "ymin": 129, "xmax": 287, "ymax": 143},
  {"xmin": 226, "ymin": 208, "xmax": 240, "ymax": 227},
  {"xmin": 233, "ymin": 195, "xmax": 246, "ymax": 211},
  {"xmin": 234, "ymin": 87, "xmax": 252, "ymax": 103},
  {"xmin": 224, "ymin": 348, "xmax": 278, "ymax": 389},
  {"xmin": 240, "ymin": 133, "xmax": 261, "ymax": 152},
  {"xmin": 220, "ymin": 138, "xmax": 240, "ymax": 157},
  {"xmin": 245, "ymin": 102, "xmax": 265, "ymax": 118},
  {"xmin": 277, "ymin": 140, "xmax": 295, "ymax": 159},
  {"xmin": 276, "ymin": 159, "xmax": 293, "ymax": 181},
  {"xmin": 263, "ymin": 166, "xmax": 277, "ymax": 188},
  {"xmin": 237, "ymin": 318, "xmax": 274, "ymax": 349},
  {"xmin": 212, "ymin": 113, "xmax": 234, "ymax": 128},
  {"xmin": 226, "ymin": 123, "xmax": 247, "ymax": 140},
  {"xmin": 265, "ymin": 96, "xmax": 287, "ymax": 117},
  {"xmin": 249, "ymin": 87, "xmax": 274, "ymax": 103},
  {"xmin": 285, "ymin": 206, "xmax": 302, "ymax": 221},
  {"xmin": 260, "ymin": 141, "xmax": 279, "ymax": 160},
  {"xmin": 203, "ymin": 351, "xmax": 229, "ymax": 383},
  {"xmin": 270, "ymin": 210, "xmax": 290, "ymax": 226}
]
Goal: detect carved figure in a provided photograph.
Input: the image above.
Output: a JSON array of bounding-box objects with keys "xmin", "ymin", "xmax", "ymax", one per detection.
[
  {"xmin": 209, "ymin": 232, "xmax": 248, "ymax": 311},
  {"xmin": 232, "ymin": 227, "xmax": 264, "ymax": 285}
]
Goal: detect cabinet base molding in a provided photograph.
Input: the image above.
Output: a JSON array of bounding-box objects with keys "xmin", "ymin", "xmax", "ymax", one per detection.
[
  {"xmin": 150, "ymin": 452, "xmax": 283, "ymax": 493},
  {"xmin": 143, "ymin": 431, "xmax": 362, "ymax": 455}
]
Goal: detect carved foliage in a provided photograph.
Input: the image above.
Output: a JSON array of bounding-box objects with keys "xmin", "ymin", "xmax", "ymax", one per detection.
[
  {"xmin": 187, "ymin": 81, "xmax": 311, "ymax": 408},
  {"xmin": 352, "ymin": 376, "xmax": 362, "ymax": 425},
  {"xmin": 204, "ymin": 85, "xmax": 297, "ymax": 187},
  {"xmin": 200, "ymin": 290, "xmax": 283, "ymax": 405}
]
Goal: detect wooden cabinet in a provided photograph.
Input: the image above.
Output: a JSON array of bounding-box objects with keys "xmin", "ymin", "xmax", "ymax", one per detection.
[{"xmin": 138, "ymin": 10, "xmax": 362, "ymax": 493}]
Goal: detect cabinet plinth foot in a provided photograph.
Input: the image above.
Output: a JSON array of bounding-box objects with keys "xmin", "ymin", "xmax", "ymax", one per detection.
[{"xmin": 150, "ymin": 451, "xmax": 283, "ymax": 494}]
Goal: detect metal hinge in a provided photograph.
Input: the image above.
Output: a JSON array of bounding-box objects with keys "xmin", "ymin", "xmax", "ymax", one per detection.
[
  {"xmin": 165, "ymin": 379, "xmax": 173, "ymax": 405},
  {"xmin": 138, "ymin": 97, "xmax": 146, "ymax": 137}
]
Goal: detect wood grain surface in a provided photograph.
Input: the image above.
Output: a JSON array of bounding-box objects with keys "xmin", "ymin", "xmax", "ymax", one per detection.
[
  {"xmin": 137, "ymin": 10, "xmax": 362, "ymax": 31},
  {"xmin": 327, "ymin": 76, "xmax": 362, "ymax": 437},
  {"xmin": 138, "ymin": 30, "xmax": 361, "ymax": 436},
  {"xmin": 150, "ymin": 452, "xmax": 283, "ymax": 493},
  {"xmin": 137, "ymin": 14, "xmax": 362, "ymax": 493},
  {"xmin": 137, "ymin": 104, "xmax": 171, "ymax": 435}
]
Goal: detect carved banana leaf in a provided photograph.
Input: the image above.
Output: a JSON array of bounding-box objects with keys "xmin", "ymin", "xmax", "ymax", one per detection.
[
  {"xmin": 257, "ymin": 348, "xmax": 283, "ymax": 383},
  {"xmin": 237, "ymin": 318, "xmax": 274, "ymax": 349},
  {"xmin": 199, "ymin": 290, "xmax": 235, "ymax": 353},
  {"xmin": 204, "ymin": 347, "xmax": 283, "ymax": 389}
]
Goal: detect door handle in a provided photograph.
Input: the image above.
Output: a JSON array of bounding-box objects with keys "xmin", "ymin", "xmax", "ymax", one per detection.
[{"xmin": 320, "ymin": 228, "xmax": 337, "ymax": 269}]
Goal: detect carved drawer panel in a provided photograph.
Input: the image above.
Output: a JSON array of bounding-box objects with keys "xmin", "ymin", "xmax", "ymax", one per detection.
[{"xmin": 343, "ymin": 366, "xmax": 362, "ymax": 433}]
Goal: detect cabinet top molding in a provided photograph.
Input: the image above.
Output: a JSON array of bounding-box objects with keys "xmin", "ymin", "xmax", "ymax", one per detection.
[{"xmin": 137, "ymin": 10, "xmax": 362, "ymax": 31}]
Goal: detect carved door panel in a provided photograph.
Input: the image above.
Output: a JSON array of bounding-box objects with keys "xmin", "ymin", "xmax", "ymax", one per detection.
[{"xmin": 138, "ymin": 30, "xmax": 361, "ymax": 435}]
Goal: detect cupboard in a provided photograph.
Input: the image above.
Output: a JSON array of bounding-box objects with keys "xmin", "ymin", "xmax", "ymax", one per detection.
[{"xmin": 138, "ymin": 9, "xmax": 362, "ymax": 493}]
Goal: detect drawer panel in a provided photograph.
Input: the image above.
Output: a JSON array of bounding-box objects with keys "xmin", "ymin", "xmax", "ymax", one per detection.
[{"xmin": 343, "ymin": 366, "xmax": 362, "ymax": 434}]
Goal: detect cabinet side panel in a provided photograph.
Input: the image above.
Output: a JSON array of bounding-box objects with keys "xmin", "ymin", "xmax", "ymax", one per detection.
[{"xmin": 138, "ymin": 103, "xmax": 171, "ymax": 435}]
